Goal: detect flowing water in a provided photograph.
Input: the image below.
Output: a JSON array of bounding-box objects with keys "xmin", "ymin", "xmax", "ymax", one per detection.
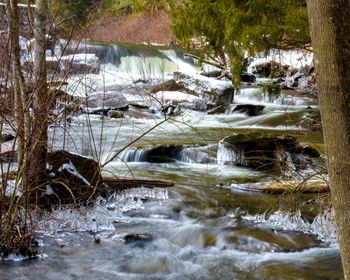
[{"xmin": 0, "ymin": 42, "xmax": 342, "ymax": 279}]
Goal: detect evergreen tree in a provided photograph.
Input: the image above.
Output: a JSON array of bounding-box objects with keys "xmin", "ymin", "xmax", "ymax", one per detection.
[{"xmin": 169, "ymin": 0, "xmax": 310, "ymax": 85}]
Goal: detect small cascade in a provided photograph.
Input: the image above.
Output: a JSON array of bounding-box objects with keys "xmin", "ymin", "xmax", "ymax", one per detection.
[
  {"xmin": 216, "ymin": 142, "xmax": 246, "ymax": 166},
  {"xmin": 116, "ymin": 148, "xmax": 150, "ymax": 162},
  {"xmin": 177, "ymin": 145, "xmax": 217, "ymax": 164}
]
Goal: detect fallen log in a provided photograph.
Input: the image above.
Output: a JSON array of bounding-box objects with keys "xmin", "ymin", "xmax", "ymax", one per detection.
[
  {"xmin": 102, "ymin": 177, "xmax": 175, "ymax": 191},
  {"xmin": 231, "ymin": 179, "xmax": 329, "ymax": 194}
]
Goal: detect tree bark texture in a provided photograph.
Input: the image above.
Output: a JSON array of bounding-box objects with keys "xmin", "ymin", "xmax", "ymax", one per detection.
[
  {"xmin": 307, "ymin": 1, "xmax": 350, "ymax": 278},
  {"xmin": 28, "ymin": 0, "xmax": 48, "ymax": 189},
  {"xmin": 5, "ymin": 0, "xmax": 29, "ymax": 180}
]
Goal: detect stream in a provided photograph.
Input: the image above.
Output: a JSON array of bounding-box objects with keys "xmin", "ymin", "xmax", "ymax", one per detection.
[{"xmin": 0, "ymin": 42, "xmax": 343, "ymax": 279}]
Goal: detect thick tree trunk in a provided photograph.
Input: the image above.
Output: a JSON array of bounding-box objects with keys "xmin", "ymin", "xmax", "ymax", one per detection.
[
  {"xmin": 307, "ymin": 1, "xmax": 350, "ymax": 278},
  {"xmin": 28, "ymin": 0, "xmax": 48, "ymax": 189}
]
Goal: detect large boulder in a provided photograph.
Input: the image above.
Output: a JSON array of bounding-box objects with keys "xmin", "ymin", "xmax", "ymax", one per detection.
[
  {"xmin": 47, "ymin": 150, "xmax": 102, "ymax": 187},
  {"xmin": 154, "ymin": 90, "xmax": 208, "ymax": 112},
  {"xmin": 172, "ymin": 72, "xmax": 235, "ymax": 107},
  {"xmin": 217, "ymin": 133, "xmax": 321, "ymax": 174},
  {"xmin": 82, "ymin": 91, "xmax": 129, "ymax": 110},
  {"xmin": 38, "ymin": 150, "xmax": 105, "ymax": 206}
]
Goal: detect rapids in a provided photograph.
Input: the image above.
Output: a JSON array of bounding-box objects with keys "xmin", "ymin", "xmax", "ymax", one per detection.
[{"xmin": 0, "ymin": 42, "xmax": 341, "ymax": 279}]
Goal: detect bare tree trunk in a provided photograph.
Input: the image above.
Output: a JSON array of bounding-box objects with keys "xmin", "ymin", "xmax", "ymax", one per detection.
[
  {"xmin": 307, "ymin": 1, "xmax": 350, "ymax": 278},
  {"xmin": 5, "ymin": 0, "xmax": 29, "ymax": 183},
  {"xmin": 28, "ymin": 0, "xmax": 48, "ymax": 189}
]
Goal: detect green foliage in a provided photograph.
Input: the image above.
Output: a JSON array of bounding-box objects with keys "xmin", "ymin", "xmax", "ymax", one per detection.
[
  {"xmin": 262, "ymin": 83, "xmax": 282, "ymax": 102},
  {"xmin": 168, "ymin": 0, "xmax": 310, "ymax": 87}
]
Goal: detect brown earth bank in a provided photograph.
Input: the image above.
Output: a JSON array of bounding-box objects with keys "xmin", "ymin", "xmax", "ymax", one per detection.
[{"xmin": 78, "ymin": 10, "xmax": 178, "ymax": 46}]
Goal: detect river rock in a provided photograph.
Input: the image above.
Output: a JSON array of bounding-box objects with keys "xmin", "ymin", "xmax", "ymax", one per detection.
[
  {"xmin": 37, "ymin": 150, "xmax": 105, "ymax": 206},
  {"xmin": 150, "ymin": 79, "xmax": 188, "ymax": 93},
  {"xmin": 173, "ymin": 72, "xmax": 234, "ymax": 106},
  {"xmin": 253, "ymin": 61, "xmax": 290, "ymax": 78},
  {"xmin": 232, "ymin": 104, "xmax": 265, "ymax": 116},
  {"xmin": 0, "ymin": 133, "xmax": 15, "ymax": 143},
  {"xmin": 144, "ymin": 145, "xmax": 183, "ymax": 163},
  {"xmin": 83, "ymin": 91, "xmax": 129, "ymax": 110},
  {"xmin": 108, "ymin": 110, "xmax": 124, "ymax": 119},
  {"xmin": 47, "ymin": 150, "xmax": 102, "ymax": 187},
  {"xmin": 124, "ymin": 233, "xmax": 153, "ymax": 245},
  {"xmin": 217, "ymin": 133, "xmax": 303, "ymax": 173},
  {"xmin": 300, "ymin": 109, "xmax": 322, "ymax": 131},
  {"xmin": 240, "ymin": 73, "xmax": 256, "ymax": 83},
  {"xmin": 154, "ymin": 90, "xmax": 208, "ymax": 112}
]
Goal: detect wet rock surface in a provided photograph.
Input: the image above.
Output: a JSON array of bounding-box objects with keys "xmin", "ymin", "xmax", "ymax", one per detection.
[
  {"xmin": 219, "ymin": 133, "xmax": 321, "ymax": 173},
  {"xmin": 232, "ymin": 104, "xmax": 265, "ymax": 116},
  {"xmin": 0, "ymin": 133, "xmax": 15, "ymax": 143},
  {"xmin": 124, "ymin": 233, "xmax": 154, "ymax": 245}
]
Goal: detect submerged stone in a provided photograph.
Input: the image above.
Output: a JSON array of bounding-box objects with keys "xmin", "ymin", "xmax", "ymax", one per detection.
[
  {"xmin": 124, "ymin": 233, "xmax": 153, "ymax": 245},
  {"xmin": 232, "ymin": 104, "xmax": 265, "ymax": 116},
  {"xmin": 108, "ymin": 110, "xmax": 124, "ymax": 119}
]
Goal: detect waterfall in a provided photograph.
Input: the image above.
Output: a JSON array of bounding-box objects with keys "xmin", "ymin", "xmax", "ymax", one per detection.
[
  {"xmin": 60, "ymin": 41, "xmax": 199, "ymax": 82},
  {"xmin": 116, "ymin": 148, "xmax": 150, "ymax": 162},
  {"xmin": 177, "ymin": 146, "xmax": 216, "ymax": 164},
  {"xmin": 216, "ymin": 142, "xmax": 247, "ymax": 166}
]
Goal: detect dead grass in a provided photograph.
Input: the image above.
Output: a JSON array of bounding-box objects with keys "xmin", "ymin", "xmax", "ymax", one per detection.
[{"xmin": 79, "ymin": 10, "xmax": 178, "ymax": 46}]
